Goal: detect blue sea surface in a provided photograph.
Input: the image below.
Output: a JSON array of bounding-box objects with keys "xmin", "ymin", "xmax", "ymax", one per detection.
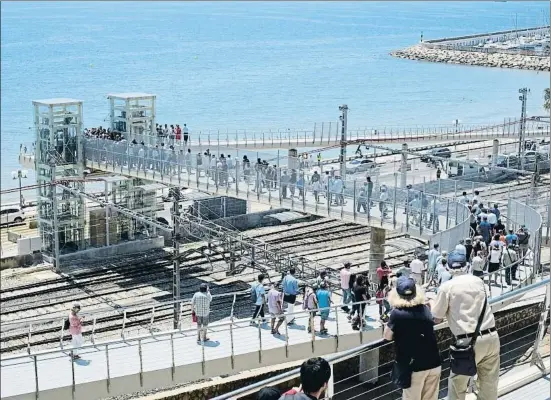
[{"xmin": 1, "ymin": 1, "xmax": 549, "ymax": 201}]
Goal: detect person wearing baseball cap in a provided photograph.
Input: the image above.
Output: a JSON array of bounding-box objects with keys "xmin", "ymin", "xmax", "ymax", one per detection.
[{"xmin": 384, "ymin": 277, "xmax": 441, "ymax": 399}]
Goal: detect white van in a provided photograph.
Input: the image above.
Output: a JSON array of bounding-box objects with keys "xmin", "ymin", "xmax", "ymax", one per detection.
[{"xmin": 0, "ymin": 205, "xmax": 26, "ymax": 225}]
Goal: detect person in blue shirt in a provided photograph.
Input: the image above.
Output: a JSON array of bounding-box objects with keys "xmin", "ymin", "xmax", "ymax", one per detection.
[
  {"xmin": 316, "ymin": 282, "xmax": 332, "ymax": 335},
  {"xmin": 296, "ymin": 175, "xmax": 304, "ymax": 200},
  {"xmin": 251, "ymin": 274, "xmax": 266, "ymax": 325},
  {"xmin": 478, "ymin": 216, "xmax": 491, "ymax": 244},
  {"xmin": 505, "ymin": 229, "xmax": 518, "ymax": 245},
  {"xmin": 491, "ymin": 203, "xmax": 500, "ymax": 221},
  {"xmin": 282, "ymin": 268, "xmax": 299, "ymax": 324}
]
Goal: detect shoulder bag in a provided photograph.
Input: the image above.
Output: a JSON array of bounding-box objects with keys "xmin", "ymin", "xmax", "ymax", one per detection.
[{"xmin": 449, "ymin": 296, "xmax": 487, "ymax": 376}]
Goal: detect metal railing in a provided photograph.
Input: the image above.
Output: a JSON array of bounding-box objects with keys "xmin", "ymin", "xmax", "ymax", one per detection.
[
  {"xmin": 80, "ymin": 120, "xmax": 549, "ymax": 150},
  {"xmin": 211, "ymin": 278, "xmax": 550, "ymax": 400},
  {"xmin": 81, "ymin": 137, "xmax": 471, "ymax": 239}
]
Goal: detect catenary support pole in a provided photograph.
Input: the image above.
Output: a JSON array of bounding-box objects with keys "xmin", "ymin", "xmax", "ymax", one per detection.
[
  {"xmin": 339, "ymin": 105, "xmax": 348, "ymax": 180},
  {"xmin": 172, "ymin": 188, "xmax": 182, "ymax": 329},
  {"xmin": 400, "ymin": 143, "xmax": 408, "ymax": 188}
]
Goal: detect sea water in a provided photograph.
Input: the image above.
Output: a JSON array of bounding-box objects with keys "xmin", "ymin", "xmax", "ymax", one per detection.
[{"xmin": 1, "ymin": 1, "xmax": 549, "ymax": 202}]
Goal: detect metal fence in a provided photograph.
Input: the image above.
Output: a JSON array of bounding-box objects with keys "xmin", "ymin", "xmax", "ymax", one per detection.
[
  {"xmin": 79, "ymin": 119, "xmax": 549, "ymax": 150},
  {"xmin": 211, "ymin": 278, "xmax": 550, "ymax": 400},
  {"xmin": 507, "ymin": 198, "xmax": 544, "ymax": 272},
  {"xmin": 2, "ymin": 276, "xmax": 548, "ymax": 400},
  {"xmin": 82, "ymin": 137, "xmax": 470, "ymax": 239}
]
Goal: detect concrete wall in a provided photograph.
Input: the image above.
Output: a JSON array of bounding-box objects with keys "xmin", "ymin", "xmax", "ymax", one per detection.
[
  {"xmin": 58, "ymin": 237, "xmax": 164, "ymax": 264},
  {"xmin": 0, "ymin": 252, "xmax": 43, "ymax": 270},
  {"xmin": 209, "ymin": 208, "xmax": 292, "ymax": 231},
  {"xmin": 191, "ymin": 197, "xmax": 247, "ymax": 220}
]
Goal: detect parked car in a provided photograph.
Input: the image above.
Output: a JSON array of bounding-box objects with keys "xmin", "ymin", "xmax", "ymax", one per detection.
[
  {"xmin": 420, "ymin": 147, "xmax": 452, "ymax": 162},
  {"xmin": 345, "ymin": 158, "xmax": 377, "ymax": 174},
  {"xmin": 0, "ymin": 205, "xmax": 25, "ymax": 225}
]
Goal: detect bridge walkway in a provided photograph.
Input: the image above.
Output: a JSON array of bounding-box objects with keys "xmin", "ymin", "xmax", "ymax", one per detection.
[{"xmin": 1, "ymin": 272, "xmax": 546, "ymax": 400}]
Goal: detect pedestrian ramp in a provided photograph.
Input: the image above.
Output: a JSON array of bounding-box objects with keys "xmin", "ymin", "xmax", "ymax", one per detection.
[
  {"xmin": 1, "ymin": 274, "xmax": 544, "ymax": 400},
  {"xmin": 0, "ymin": 303, "xmax": 384, "ymax": 400}
]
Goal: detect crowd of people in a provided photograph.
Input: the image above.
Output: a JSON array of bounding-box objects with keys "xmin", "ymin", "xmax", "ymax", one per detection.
[
  {"xmin": 251, "ymin": 256, "xmax": 502, "ymax": 400},
  {"xmin": 84, "ymin": 123, "xmax": 190, "ymax": 146}
]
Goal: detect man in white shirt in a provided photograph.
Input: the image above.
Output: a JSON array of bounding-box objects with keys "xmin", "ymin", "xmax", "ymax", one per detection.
[
  {"xmin": 487, "ymin": 209, "xmax": 497, "ymax": 230},
  {"xmin": 431, "ymin": 262, "xmax": 499, "ymax": 400},
  {"xmin": 428, "ymin": 197, "xmax": 441, "ymax": 230},
  {"xmin": 379, "ymin": 186, "xmax": 389, "ymax": 218},
  {"xmin": 478, "ymin": 208, "xmax": 488, "ymax": 222},
  {"xmin": 470, "ymin": 251, "xmax": 485, "ymax": 277},
  {"xmin": 340, "ymin": 262, "xmax": 352, "ymax": 312},
  {"xmin": 409, "ymin": 257, "xmax": 425, "ymax": 284},
  {"xmin": 470, "ymin": 190, "xmax": 480, "ymax": 204}
]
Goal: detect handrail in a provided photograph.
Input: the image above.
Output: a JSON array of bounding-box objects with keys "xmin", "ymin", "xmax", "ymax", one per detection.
[
  {"xmin": 0, "ymin": 297, "xmax": 376, "ymax": 361},
  {"xmin": 211, "ymin": 277, "xmax": 550, "ymax": 400},
  {"xmin": 1, "ymin": 289, "xmax": 251, "ymax": 329}
]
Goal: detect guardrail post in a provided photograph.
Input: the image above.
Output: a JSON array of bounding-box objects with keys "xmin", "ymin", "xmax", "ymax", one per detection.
[
  {"xmin": 149, "ymin": 306, "xmax": 156, "ymax": 334},
  {"xmin": 34, "ymin": 355, "xmax": 39, "ymax": 400},
  {"xmin": 170, "ymin": 333, "xmax": 175, "ymax": 381},
  {"xmin": 230, "ymin": 315, "xmax": 235, "ymax": 369},
  {"xmin": 105, "ymin": 344, "xmax": 111, "ymax": 393},
  {"xmin": 327, "ymin": 362, "xmax": 335, "ymax": 398},
  {"xmin": 334, "ymin": 305, "xmax": 339, "ymax": 352},
  {"xmin": 60, "ymin": 320, "xmax": 65, "ymax": 349},
  {"xmin": 284, "ymin": 318, "xmax": 289, "ymax": 358},
  {"xmin": 71, "ymin": 349, "xmax": 76, "ymax": 400},
  {"xmin": 121, "ymin": 310, "xmax": 127, "ymax": 339},
  {"xmin": 258, "ymin": 319, "xmax": 263, "ymax": 364},
  {"xmin": 138, "ymin": 338, "xmax": 144, "ymax": 387},
  {"xmin": 91, "ymin": 317, "xmax": 97, "ymax": 344},
  {"xmin": 27, "ymin": 323, "xmax": 32, "ymax": 354},
  {"xmin": 446, "ymin": 199, "xmax": 450, "ymax": 230}
]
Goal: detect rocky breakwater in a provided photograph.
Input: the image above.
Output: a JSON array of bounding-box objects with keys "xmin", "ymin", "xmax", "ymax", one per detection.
[{"xmin": 391, "ymin": 44, "xmax": 550, "ymax": 72}]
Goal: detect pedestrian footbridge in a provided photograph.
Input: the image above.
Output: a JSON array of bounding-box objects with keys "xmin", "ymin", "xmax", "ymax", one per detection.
[
  {"xmin": 89, "ymin": 119, "xmax": 550, "ymax": 149},
  {"xmin": 1, "ymin": 273, "xmax": 548, "ymax": 400}
]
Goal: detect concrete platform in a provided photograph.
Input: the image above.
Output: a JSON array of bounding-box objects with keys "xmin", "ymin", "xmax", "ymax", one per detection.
[{"xmin": 0, "ymin": 303, "xmax": 384, "ymax": 400}]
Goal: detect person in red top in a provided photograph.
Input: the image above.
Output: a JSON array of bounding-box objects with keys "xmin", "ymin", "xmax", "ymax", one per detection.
[
  {"xmin": 376, "ymin": 260, "xmax": 391, "ymax": 286},
  {"xmin": 175, "ymin": 125, "xmax": 182, "ymax": 143}
]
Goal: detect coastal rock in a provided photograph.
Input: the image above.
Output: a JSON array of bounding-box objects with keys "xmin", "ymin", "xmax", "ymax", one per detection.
[{"xmin": 390, "ymin": 44, "xmax": 550, "ymax": 72}]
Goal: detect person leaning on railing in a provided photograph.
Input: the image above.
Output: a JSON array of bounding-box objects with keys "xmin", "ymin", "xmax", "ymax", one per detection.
[{"xmin": 431, "ymin": 259, "xmax": 499, "ymax": 400}]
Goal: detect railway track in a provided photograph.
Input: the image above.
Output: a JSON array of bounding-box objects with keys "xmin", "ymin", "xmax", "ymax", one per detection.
[{"xmin": 0, "ymin": 218, "xmax": 424, "ymax": 354}]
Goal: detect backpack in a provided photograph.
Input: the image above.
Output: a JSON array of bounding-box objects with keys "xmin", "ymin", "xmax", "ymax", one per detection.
[
  {"xmin": 64, "ymin": 318, "xmax": 70, "ymax": 331},
  {"xmin": 250, "ymin": 283, "xmax": 258, "ymax": 303}
]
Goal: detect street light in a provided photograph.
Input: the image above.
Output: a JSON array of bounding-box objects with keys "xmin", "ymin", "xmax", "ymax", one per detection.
[
  {"xmin": 11, "ymin": 170, "xmax": 28, "ymax": 207},
  {"xmin": 453, "ymin": 119, "xmax": 460, "ymax": 133}
]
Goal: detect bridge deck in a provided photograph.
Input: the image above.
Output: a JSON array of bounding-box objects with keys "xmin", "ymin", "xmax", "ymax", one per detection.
[
  {"xmin": 1, "ymin": 269, "xmax": 542, "ymax": 400},
  {"xmin": 1, "ymin": 304, "xmax": 383, "ymax": 400}
]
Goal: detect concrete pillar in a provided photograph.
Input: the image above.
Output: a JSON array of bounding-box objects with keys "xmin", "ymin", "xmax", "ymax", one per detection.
[
  {"xmin": 288, "ymin": 148, "xmax": 299, "ymax": 170},
  {"xmin": 492, "ymin": 139, "xmax": 499, "ymax": 167},
  {"xmin": 359, "ymin": 347, "xmax": 379, "ymax": 384},
  {"xmin": 400, "ymin": 143, "xmax": 408, "ymax": 188},
  {"xmin": 369, "ymin": 227, "xmax": 386, "ymax": 284}
]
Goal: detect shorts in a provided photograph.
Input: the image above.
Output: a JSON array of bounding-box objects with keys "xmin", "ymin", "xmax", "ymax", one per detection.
[
  {"xmin": 488, "ymin": 262, "xmax": 500, "ymax": 273},
  {"xmin": 197, "ymin": 315, "xmax": 209, "ymax": 326},
  {"xmin": 270, "ymin": 311, "xmax": 284, "ymax": 320},
  {"xmin": 319, "ymin": 310, "xmax": 330, "ymax": 321}
]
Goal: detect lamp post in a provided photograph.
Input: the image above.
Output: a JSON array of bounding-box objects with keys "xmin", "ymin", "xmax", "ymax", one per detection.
[
  {"xmin": 453, "ymin": 119, "xmax": 460, "ymax": 133},
  {"xmin": 12, "ymin": 170, "xmax": 28, "ymax": 207}
]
